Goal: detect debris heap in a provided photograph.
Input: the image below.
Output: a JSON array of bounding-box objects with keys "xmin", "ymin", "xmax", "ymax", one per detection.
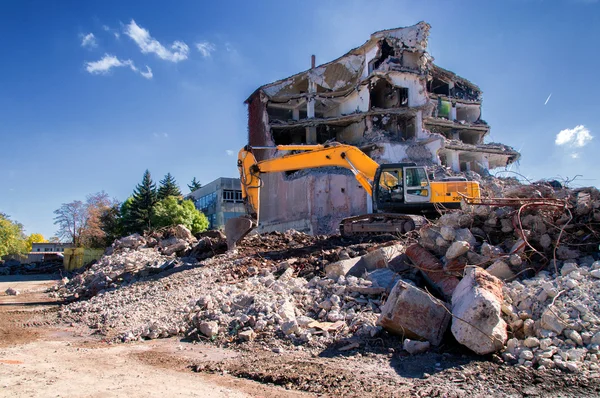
[{"xmin": 56, "ymin": 181, "xmax": 600, "ymax": 375}]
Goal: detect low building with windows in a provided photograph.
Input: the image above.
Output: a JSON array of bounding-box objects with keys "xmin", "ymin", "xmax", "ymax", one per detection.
[
  {"xmin": 28, "ymin": 242, "xmax": 73, "ymax": 263},
  {"xmin": 186, "ymin": 177, "xmax": 245, "ymax": 230}
]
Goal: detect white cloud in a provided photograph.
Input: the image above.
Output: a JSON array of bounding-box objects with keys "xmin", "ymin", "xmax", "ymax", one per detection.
[
  {"xmin": 555, "ymin": 125, "xmax": 593, "ymax": 147},
  {"xmin": 86, "ymin": 54, "xmax": 136, "ymax": 74},
  {"xmin": 85, "ymin": 54, "xmax": 152, "ymax": 79},
  {"xmin": 124, "ymin": 20, "xmax": 189, "ymax": 62},
  {"xmin": 163, "ymin": 132, "xmax": 169, "ymax": 138},
  {"xmin": 544, "ymin": 93, "xmax": 552, "ymax": 105},
  {"xmin": 571, "ymin": 153, "xmax": 580, "ymax": 159},
  {"xmin": 102, "ymin": 25, "xmax": 110, "ymax": 31},
  {"xmin": 196, "ymin": 41, "xmax": 216, "ymax": 57},
  {"xmin": 140, "ymin": 66, "xmax": 153, "ymax": 79},
  {"xmin": 81, "ymin": 33, "xmax": 97, "ymax": 48},
  {"xmin": 226, "ymin": 149, "xmax": 235, "ymax": 156}
]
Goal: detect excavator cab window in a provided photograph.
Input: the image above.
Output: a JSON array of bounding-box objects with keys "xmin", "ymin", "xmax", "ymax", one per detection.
[
  {"xmin": 377, "ymin": 168, "xmax": 404, "ymax": 203},
  {"xmin": 404, "ymin": 167, "xmax": 431, "ymax": 203}
]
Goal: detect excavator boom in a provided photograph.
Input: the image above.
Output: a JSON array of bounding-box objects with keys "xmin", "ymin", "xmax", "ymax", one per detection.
[{"xmin": 226, "ymin": 143, "xmax": 380, "ymax": 247}]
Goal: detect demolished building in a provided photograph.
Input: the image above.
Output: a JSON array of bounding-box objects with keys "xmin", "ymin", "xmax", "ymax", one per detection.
[{"xmin": 245, "ymin": 22, "xmax": 520, "ymax": 234}]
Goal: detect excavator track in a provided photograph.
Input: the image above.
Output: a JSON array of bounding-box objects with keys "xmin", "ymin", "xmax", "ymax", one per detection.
[{"xmin": 339, "ymin": 213, "xmax": 427, "ymax": 237}]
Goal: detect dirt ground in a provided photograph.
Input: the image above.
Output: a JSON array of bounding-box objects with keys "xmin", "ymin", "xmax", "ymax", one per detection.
[{"xmin": 1, "ymin": 275, "xmax": 600, "ymax": 398}]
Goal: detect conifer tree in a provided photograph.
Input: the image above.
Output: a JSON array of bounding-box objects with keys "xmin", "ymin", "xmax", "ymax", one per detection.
[
  {"xmin": 128, "ymin": 170, "xmax": 158, "ymax": 232},
  {"xmin": 157, "ymin": 173, "xmax": 182, "ymax": 200},
  {"xmin": 187, "ymin": 177, "xmax": 202, "ymax": 192}
]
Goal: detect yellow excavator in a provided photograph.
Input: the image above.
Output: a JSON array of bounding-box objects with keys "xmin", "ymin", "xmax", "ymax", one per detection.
[{"xmin": 224, "ymin": 142, "xmax": 481, "ymax": 248}]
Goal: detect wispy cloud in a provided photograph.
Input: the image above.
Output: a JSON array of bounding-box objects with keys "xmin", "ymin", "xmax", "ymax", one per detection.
[
  {"xmin": 86, "ymin": 54, "xmax": 135, "ymax": 74},
  {"xmin": 196, "ymin": 41, "xmax": 216, "ymax": 57},
  {"xmin": 140, "ymin": 66, "xmax": 153, "ymax": 79},
  {"xmin": 124, "ymin": 20, "xmax": 189, "ymax": 62},
  {"xmin": 225, "ymin": 149, "xmax": 236, "ymax": 156},
  {"xmin": 153, "ymin": 132, "xmax": 169, "ymax": 139},
  {"xmin": 102, "ymin": 25, "xmax": 120, "ymax": 39},
  {"xmin": 81, "ymin": 33, "xmax": 97, "ymax": 48},
  {"xmin": 544, "ymin": 93, "xmax": 552, "ymax": 105},
  {"xmin": 85, "ymin": 54, "xmax": 153, "ymax": 79},
  {"xmin": 555, "ymin": 125, "xmax": 593, "ymax": 147}
]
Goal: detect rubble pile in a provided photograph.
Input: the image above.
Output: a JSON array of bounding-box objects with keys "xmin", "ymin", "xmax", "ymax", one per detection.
[
  {"xmin": 502, "ymin": 260, "xmax": 600, "ymax": 372},
  {"xmin": 55, "ymin": 183, "xmax": 600, "ymax": 374},
  {"xmin": 57, "ymin": 228, "xmax": 398, "ymax": 344}
]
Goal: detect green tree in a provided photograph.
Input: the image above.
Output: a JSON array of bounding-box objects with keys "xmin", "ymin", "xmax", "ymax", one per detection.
[
  {"xmin": 187, "ymin": 177, "xmax": 202, "ymax": 192},
  {"xmin": 157, "ymin": 173, "xmax": 182, "ymax": 200},
  {"xmin": 99, "ymin": 202, "xmax": 124, "ymax": 245},
  {"xmin": 128, "ymin": 170, "xmax": 158, "ymax": 232},
  {"xmin": 25, "ymin": 233, "xmax": 47, "ymax": 252},
  {"xmin": 0, "ymin": 213, "xmax": 27, "ymax": 256},
  {"xmin": 151, "ymin": 197, "xmax": 209, "ymax": 234}
]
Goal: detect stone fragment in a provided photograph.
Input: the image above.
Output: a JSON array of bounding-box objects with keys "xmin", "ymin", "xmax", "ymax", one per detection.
[
  {"xmin": 564, "ymin": 330, "xmax": 583, "ymax": 346},
  {"xmin": 172, "ymin": 225, "xmax": 196, "ymax": 243},
  {"xmin": 540, "ymin": 309, "xmax": 566, "ymax": 334},
  {"xmin": 366, "ymin": 269, "xmax": 400, "ymax": 291},
  {"xmin": 378, "ymin": 280, "xmax": 450, "ymax": 346},
  {"xmin": 446, "ymin": 241, "xmax": 470, "ymax": 260},
  {"xmin": 520, "ymin": 350, "xmax": 534, "ymax": 360},
  {"xmin": 509, "ymin": 254, "xmax": 522, "ymax": 267},
  {"xmin": 238, "ymin": 329, "xmax": 256, "ymax": 341},
  {"xmin": 455, "ymin": 228, "xmax": 477, "ymax": 248},
  {"xmin": 481, "ymin": 243, "xmax": 503, "ymax": 258},
  {"xmin": 589, "ymin": 270, "xmax": 600, "ymax": 279},
  {"xmin": 199, "ymin": 321, "xmax": 219, "ymax": 337},
  {"xmin": 440, "ymin": 226, "xmax": 456, "ymax": 241},
  {"xmin": 451, "ymin": 267, "xmax": 507, "ymax": 355},
  {"xmin": 524, "ymin": 337, "xmax": 540, "ymax": 348},
  {"xmin": 325, "ymin": 258, "xmax": 360, "ymax": 279},
  {"xmin": 403, "ymin": 339, "xmax": 430, "ymax": 355},
  {"xmin": 5, "ymin": 287, "xmax": 19, "ymax": 296},
  {"xmin": 561, "ymin": 262, "xmax": 579, "ymax": 276},
  {"xmin": 591, "ymin": 332, "xmax": 600, "ymax": 345},
  {"xmin": 486, "ymin": 260, "xmax": 515, "ymax": 281},
  {"xmin": 280, "ymin": 320, "xmax": 299, "ymax": 336}
]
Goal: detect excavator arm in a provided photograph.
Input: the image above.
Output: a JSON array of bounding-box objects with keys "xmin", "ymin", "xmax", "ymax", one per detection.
[{"xmin": 225, "ymin": 143, "xmax": 381, "ymax": 248}]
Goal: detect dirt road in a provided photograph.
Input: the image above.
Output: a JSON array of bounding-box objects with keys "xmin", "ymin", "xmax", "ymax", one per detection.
[
  {"xmin": 0, "ymin": 276, "xmax": 305, "ymax": 398},
  {"xmin": 1, "ymin": 275, "xmax": 599, "ymax": 397}
]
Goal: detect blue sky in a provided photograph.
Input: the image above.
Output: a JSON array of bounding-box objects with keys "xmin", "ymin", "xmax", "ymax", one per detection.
[{"xmin": 1, "ymin": 0, "xmax": 598, "ymax": 238}]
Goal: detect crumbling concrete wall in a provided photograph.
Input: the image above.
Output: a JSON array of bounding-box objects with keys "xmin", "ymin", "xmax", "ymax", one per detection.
[{"xmin": 257, "ymin": 172, "xmax": 368, "ymax": 235}]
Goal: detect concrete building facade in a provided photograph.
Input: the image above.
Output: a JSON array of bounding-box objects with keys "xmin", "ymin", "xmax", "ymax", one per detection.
[
  {"xmin": 187, "ymin": 177, "xmax": 245, "ymax": 230},
  {"xmin": 244, "ymin": 22, "xmax": 520, "ymax": 235}
]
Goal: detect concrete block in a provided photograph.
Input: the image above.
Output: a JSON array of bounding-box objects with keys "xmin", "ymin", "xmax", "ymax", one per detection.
[
  {"xmin": 451, "ymin": 267, "xmax": 507, "ymax": 355},
  {"xmin": 446, "ymin": 241, "xmax": 470, "ymax": 260},
  {"xmin": 486, "ymin": 260, "xmax": 515, "ymax": 281},
  {"xmin": 325, "ymin": 258, "xmax": 361, "ymax": 279},
  {"xmin": 377, "ymin": 280, "xmax": 450, "ymax": 346}
]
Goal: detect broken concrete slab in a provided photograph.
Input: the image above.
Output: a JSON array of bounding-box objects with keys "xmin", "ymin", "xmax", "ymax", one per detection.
[
  {"xmin": 326, "ymin": 243, "xmax": 405, "ymax": 279},
  {"xmin": 378, "ymin": 280, "xmax": 450, "ymax": 346},
  {"xmin": 445, "ymin": 241, "xmax": 470, "ymax": 260},
  {"xmin": 367, "ymin": 269, "xmax": 401, "ymax": 292},
  {"xmin": 486, "ymin": 260, "xmax": 515, "ymax": 281},
  {"xmin": 403, "ymin": 339, "xmax": 431, "ymax": 355},
  {"xmin": 451, "ymin": 267, "xmax": 507, "ymax": 355}
]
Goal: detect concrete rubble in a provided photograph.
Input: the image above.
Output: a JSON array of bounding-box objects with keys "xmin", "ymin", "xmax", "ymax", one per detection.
[{"xmin": 53, "ymin": 180, "xmax": 600, "ymax": 376}]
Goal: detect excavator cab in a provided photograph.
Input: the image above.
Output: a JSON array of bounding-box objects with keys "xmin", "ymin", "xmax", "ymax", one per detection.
[{"xmin": 373, "ymin": 163, "xmax": 433, "ymax": 214}]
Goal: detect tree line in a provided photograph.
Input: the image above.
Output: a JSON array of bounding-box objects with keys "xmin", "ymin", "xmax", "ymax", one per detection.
[
  {"xmin": 52, "ymin": 171, "xmax": 207, "ymax": 249},
  {"xmin": 0, "ymin": 213, "xmax": 48, "ymax": 257}
]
